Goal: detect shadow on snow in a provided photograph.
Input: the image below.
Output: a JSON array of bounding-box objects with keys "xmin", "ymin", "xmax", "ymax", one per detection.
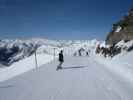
[
  {"xmin": 61, "ymin": 66, "xmax": 88, "ymax": 70},
  {"xmin": 0, "ymin": 85, "xmax": 14, "ymax": 88}
]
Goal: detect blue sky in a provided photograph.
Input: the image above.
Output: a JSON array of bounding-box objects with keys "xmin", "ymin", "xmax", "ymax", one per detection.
[{"xmin": 0, "ymin": 0, "xmax": 133, "ymax": 40}]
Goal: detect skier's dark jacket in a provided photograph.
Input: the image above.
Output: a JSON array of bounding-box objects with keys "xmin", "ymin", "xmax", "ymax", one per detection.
[{"xmin": 59, "ymin": 53, "xmax": 64, "ymax": 62}]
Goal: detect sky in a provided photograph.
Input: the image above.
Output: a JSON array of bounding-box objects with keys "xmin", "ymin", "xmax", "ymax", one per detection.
[{"xmin": 0, "ymin": 0, "xmax": 133, "ymax": 40}]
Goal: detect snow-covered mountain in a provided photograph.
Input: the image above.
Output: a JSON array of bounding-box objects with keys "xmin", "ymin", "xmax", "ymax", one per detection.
[
  {"xmin": 0, "ymin": 38, "xmax": 99, "ymax": 66},
  {"xmin": 106, "ymin": 8, "xmax": 133, "ymax": 45},
  {"xmin": 1, "ymin": 38, "xmax": 133, "ymax": 67}
]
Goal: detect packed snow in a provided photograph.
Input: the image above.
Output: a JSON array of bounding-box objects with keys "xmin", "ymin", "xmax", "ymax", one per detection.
[
  {"xmin": 96, "ymin": 50, "xmax": 133, "ymax": 83},
  {"xmin": 0, "ymin": 55, "xmax": 133, "ymax": 100}
]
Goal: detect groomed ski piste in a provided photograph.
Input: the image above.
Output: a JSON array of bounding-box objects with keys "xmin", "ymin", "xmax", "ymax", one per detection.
[{"xmin": 0, "ymin": 39, "xmax": 133, "ymax": 100}]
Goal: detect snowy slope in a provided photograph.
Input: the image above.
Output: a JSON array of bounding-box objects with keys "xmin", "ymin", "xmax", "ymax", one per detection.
[
  {"xmin": 95, "ymin": 50, "xmax": 133, "ymax": 84},
  {"xmin": 0, "ymin": 56, "xmax": 133, "ymax": 100},
  {"xmin": 94, "ymin": 40, "xmax": 133, "ymax": 83},
  {"xmin": 0, "ymin": 53, "xmax": 53, "ymax": 82}
]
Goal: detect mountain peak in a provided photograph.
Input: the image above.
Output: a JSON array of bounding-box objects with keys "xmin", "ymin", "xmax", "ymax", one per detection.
[
  {"xmin": 106, "ymin": 7, "xmax": 133, "ymax": 45},
  {"xmin": 129, "ymin": 7, "xmax": 133, "ymax": 16}
]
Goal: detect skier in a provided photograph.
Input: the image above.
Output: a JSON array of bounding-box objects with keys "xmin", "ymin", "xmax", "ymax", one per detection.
[
  {"xmin": 57, "ymin": 50, "xmax": 64, "ymax": 70},
  {"xmin": 73, "ymin": 52, "xmax": 77, "ymax": 56},
  {"xmin": 96, "ymin": 44, "xmax": 101, "ymax": 54},
  {"xmin": 86, "ymin": 51, "xmax": 89, "ymax": 56},
  {"xmin": 78, "ymin": 49, "xmax": 82, "ymax": 56},
  {"xmin": 86, "ymin": 50, "xmax": 90, "ymax": 56}
]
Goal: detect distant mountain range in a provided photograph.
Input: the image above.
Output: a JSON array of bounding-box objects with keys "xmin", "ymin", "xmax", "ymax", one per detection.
[
  {"xmin": 0, "ymin": 38, "xmax": 60, "ymax": 66},
  {"xmin": 0, "ymin": 38, "xmax": 98, "ymax": 66}
]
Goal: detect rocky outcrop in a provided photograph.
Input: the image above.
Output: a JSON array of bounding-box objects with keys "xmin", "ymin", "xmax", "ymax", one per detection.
[
  {"xmin": 106, "ymin": 8, "xmax": 133, "ymax": 45},
  {"xmin": 0, "ymin": 41, "xmax": 38, "ymax": 66}
]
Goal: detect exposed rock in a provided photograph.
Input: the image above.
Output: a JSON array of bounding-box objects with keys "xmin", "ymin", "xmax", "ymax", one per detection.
[{"xmin": 106, "ymin": 8, "xmax": 133, "ymax": 45}]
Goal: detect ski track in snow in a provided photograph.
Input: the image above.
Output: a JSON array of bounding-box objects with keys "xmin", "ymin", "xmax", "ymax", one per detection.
[{"xmin": 0, "ymin": 56, "xmax": 133, "ymax": 100}]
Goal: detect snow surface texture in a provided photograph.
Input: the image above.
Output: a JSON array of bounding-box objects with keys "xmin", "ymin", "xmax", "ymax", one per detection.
[
  {"xmin": 95, "ymin": 50, "xmax": 133, "ymax": 83},
  {"xmin": 0, "ymin": 56, "xmax": 133, "ymax": 100},
  {"xmin": 0, "ymin": 53, "xmax": 53, "ymax": 82},
  {"xmin": 95, "ymin": 40, "xmax": 133, "ymax": 84}
]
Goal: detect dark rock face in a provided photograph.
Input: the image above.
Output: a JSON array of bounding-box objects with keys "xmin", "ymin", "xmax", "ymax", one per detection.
[
  {"xmin": 106, "ymin": 8, "xmax": 133, "ymax": 45},
  {"xmin": 0, "ymin": 41, "xmax": 38, "ymax": 66},
  {"xmin": 0, "ymin": 46, "xmax": 19, "ymax": 66}
]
